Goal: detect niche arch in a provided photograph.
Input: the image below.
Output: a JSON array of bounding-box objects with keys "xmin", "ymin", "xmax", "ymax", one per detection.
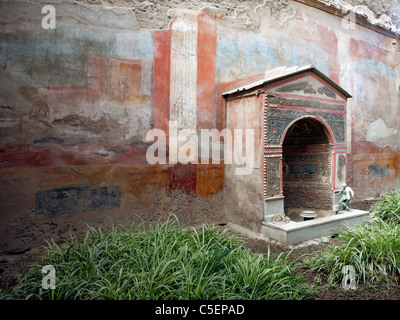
[{"xmin": 280, "ymin": 116, "xmax": 334, "ymax": 210}]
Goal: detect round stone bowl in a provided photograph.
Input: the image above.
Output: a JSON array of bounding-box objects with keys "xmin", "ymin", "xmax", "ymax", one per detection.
[{"xmin": 300, "ymin": 210, "xmax": 317, "ymax": 221}]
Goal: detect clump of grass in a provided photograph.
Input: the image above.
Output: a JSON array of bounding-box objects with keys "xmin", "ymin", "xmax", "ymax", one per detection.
[
  {"xmin": 1, "ymin": 216, "xmax": 316, "ymax": 300},
  {"xmin": 303, "ymin": 218, "xmax": 400, "ymax": 286},
  {"xmin": 371, "ymin": 189, "xmax": 400, "ymax": 224}
]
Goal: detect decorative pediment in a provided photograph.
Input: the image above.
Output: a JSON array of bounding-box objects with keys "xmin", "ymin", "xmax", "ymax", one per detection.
[
  {"xmin": 223, "ymin": 65, "xmax": 351, "ymax": 203},
  {"xmin": 273, "ymin": 75, "xmax": 342, "ymax": 101},
  {"xmin": 222, "ymin": 65, "xmax": 352, "ymax": 100}
]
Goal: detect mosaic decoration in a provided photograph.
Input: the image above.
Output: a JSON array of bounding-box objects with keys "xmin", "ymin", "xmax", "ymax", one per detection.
[
  {"xmin": 328, "ymin": 121, "xmax": 345, "ymax": 142},
  {"xmin": 268, "ymin": 118, "xmax": 290, "ymax": 144},
  {"xmin": 283, "ymin": 183, "xmax": 333, "ymax": 209},
  {"xmin": 265, "ymin": 157, "xmax": 281, "ymax": 196},
  {"xmin": 288, "ymin": 163, "xmax": 317, "ymax": 179},
  {"xmin": 337, "ymin": 154, "xmax": 346, "ymax": 181},
  {"xmin": 285, "ymin": 119, "xmax": 325, "ymax": 140},
  {"xmin": 266, "ymin": 108, "xmax": 345, "ymax": 144},
  {"xmin": 283, "ymin": 153, "xmax": 330, "ymax": 182},
  {"xmin": 317, "ymin": 85, "xmax": 337, "ymax": 99},
  {"xmin": 276, "ymin": 81, "xmax": 316, "ymax": 94},
  {"xmin": 267, "ymin": 96, "xmax": 345, "ymax": 111},
  {"xmin": 275, "ymin": 80, "xmax": 337, "ymax": 100},
  {"xmin": 262, "ymin": 73, "xmax": 348, "ymax": 201},
  {"xmin": 267, "ymin": 106, "xmax": 345, "ymax": 121}
]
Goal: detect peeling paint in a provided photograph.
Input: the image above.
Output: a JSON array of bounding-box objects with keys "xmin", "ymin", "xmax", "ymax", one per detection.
[
  {"xmin": 366, "ymin": 118, "xmax": 400, "ymax": 147},
  {"xmin": 317, "ymin": 0, "xmax": 400, "ymax": 33}
]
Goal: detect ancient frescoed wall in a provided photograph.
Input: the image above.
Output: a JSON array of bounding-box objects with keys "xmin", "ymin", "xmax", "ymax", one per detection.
[
  {"xmin": 0, "ymin": 0, "xmax": 399, "ymax": 251},
  {"xmin": 348, "ymin": 35, "xmax": 400, "ymax": 198},
  {"xmin": 0, "ymin": 1, "xmax": 226, "ymax": 253}
]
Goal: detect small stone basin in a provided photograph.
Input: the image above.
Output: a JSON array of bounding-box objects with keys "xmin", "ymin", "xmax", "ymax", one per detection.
[{"xmin": 300, "ymin": 210, "xmax": 317, "ymax": 221}]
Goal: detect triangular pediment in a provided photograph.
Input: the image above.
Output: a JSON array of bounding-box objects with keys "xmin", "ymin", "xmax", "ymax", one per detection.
[
  {"xmin": 270, "ymin": 74, "xmax": 345, "ymax": 101},
  {"xmin": 222, "ymin": 65, "xmax": 351, "ymax": 101}
]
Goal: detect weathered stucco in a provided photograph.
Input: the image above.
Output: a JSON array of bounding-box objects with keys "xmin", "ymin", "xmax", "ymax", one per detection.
[
  {"xmin": 366, "ymin": 118, "xmax": 400, "ymax": 148},
  {"xmin": 0, "ymin": 0, "xmax": 399, "ymax": 251},
  {"xmin": 318, "ymin": 0, "xmax": 400, "ymax": 33},
  {"xmin": 74, "ymin": 0, "xmax": 400, "ymax": 33}
]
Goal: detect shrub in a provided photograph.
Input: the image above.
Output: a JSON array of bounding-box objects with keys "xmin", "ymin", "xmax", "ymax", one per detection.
[
  {"xmin": 303, "ymin": 218, "xmax": 400, "ymax": 286},
  {"xmin": 371, "ymin": 189, "xmax": 400, "ymax": 224},
  {"xmin": 1, "ymin": 216, "xmax": 316, "ymax": 300}
]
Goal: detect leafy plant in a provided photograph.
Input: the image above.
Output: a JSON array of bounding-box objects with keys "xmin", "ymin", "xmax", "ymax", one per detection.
[
  {"xmin": 371, "ymin": 189, "xmax": 400, "ymax": 224},
  {"xmin": 303, "ymin": 218, "xmax": 400, "ymax": 286},
  {"xmin": 1, "ymin": 216, "xmax": 316, "ymax": 300}
]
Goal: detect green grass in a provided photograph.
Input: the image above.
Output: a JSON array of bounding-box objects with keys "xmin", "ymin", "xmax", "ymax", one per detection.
[
  {"xmin": 303, "ymin": 187, "xmax": 400, "ymax": 287},
  {"xmin": 304, "ymin": 189, "xmax": 400, "ymax": 286},
  {"xmin": 304, "ymin": 218, "xmax": 400, "ymax": 285},
  {"xmin": 371, "ymin": 189, "xmax": 400, "ymax": 224},
  {"xmin": 1, "ymin": 216, "xmax": 317, "ymax": 300}
]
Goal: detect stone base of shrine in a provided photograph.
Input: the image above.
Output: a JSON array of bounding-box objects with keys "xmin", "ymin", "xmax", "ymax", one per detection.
[{"xmin": 261, "ymin": 209, "xmax": 371, "ymax": 245}]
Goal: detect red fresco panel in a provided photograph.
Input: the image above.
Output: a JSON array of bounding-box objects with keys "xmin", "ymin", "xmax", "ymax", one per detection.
[
  {"xmin": 196, "ymin": 12, "xmax": 217, "ymax": 131},
  {"xmin": 168, "ymin": 163, "xmax": 197, "ymax": 195},
  {"xmin": 153, "ymin": 29, "xmax": 171, "ymax": 134}
]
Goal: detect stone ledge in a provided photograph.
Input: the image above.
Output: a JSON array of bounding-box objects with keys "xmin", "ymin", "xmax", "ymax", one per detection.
[{"xmin": 261, "ymin": 209, "xmax": 371, "ymax": 245}]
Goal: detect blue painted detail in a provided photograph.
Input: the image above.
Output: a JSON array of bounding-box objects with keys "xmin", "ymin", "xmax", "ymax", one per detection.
[
  {"xmin": 216, "ymin": 31, "xmax": 330, "ymax": 82},
  {"xmin": 354, "ymin": 59, "xmax": 396, "ymax": 78},
  {"xmin": 0, "ymin": 27, "xmax": 153, "ymax": 87},
  {"xmin": 36, "ymin": 185, "xmax": 121, "ymax": 216}
]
